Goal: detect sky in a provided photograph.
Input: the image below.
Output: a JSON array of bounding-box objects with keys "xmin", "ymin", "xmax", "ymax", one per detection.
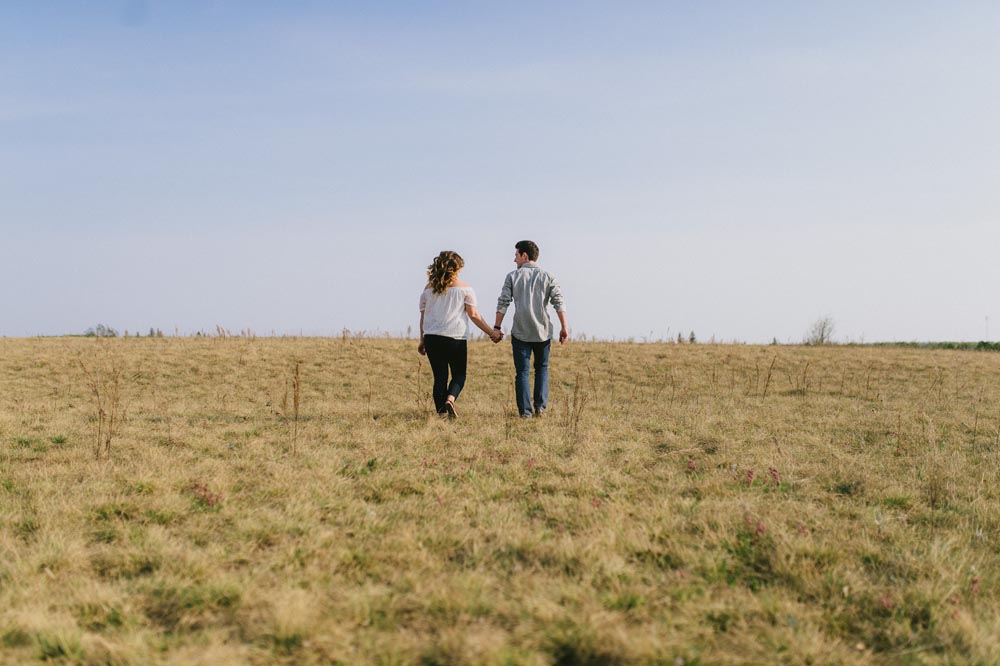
[{"xmin": 2, "ymin": 1, "xmax": 999, "ymax": 342}]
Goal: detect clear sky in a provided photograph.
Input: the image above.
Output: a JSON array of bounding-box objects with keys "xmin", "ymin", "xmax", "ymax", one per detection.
[{"xmin": 3, "ymin": 1, "xmax": 999, "ymax": 341}]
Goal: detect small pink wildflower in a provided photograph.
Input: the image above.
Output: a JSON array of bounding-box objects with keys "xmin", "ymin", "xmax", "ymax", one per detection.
[
  {"xmin": 189, "ymin": 482, "xmax": 223, "ymax": 510},
  {"xmin": 768, "ymin": 466, "xmax": 781, "ymax": 485},
  {"xmin": 745, "ymin": 468, "xmax": 755, "ymax": 486}
]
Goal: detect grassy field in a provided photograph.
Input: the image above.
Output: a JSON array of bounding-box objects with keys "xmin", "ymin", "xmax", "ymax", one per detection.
[{"xmin": 1, "ymin": 337, "xmax": 998, "ymax": 665}]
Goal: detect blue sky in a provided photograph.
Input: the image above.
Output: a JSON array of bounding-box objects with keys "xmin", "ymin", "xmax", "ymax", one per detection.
[{"xmin": 3, "ymin": 2, "xmax": 999, "ymax": 340}]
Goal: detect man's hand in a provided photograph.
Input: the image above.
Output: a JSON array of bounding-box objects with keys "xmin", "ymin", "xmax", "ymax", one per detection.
[
  {"xmin": 556, "ymin": 312, "xmax": 569, "ymax": 344},
  {"xmin": 490, "ymin": 330, "xmax": 504, "ymax": 343},
  {"xmin": 417, "ymin": 340, "xmax": 426, "ymax": 356}
]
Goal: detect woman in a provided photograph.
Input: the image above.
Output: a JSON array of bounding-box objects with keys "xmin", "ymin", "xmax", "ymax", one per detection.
[{"xmin": 418, "ymin": 250, "xmax": 502, "ymax": 418}]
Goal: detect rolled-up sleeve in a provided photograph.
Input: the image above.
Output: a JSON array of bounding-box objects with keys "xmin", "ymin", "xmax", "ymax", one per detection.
[
  {"xmin": 547, "ymin": 277, "xmax": 565, "ymax": 313},
  {"xmin": 496, "ymin": 273, "xmax": 513, "ymax": 313}
]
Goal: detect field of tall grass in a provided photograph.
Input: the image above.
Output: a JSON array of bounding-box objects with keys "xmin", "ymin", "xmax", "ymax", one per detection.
[{"xmin": 1, "ymin": 336, "xmax": 998, "ymax": 665}]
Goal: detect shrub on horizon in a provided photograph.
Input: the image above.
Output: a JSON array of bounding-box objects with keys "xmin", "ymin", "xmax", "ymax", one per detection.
[{"xmin": 84, "ymin": 324, "xmax": 118, "ymax": 338}]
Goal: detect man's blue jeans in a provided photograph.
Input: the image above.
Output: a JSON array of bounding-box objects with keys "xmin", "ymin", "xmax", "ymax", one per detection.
[{"xmin": 511, "ymin": 336, "xmax": 551, "ymax": 417}]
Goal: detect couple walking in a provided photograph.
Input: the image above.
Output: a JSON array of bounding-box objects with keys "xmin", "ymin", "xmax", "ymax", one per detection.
[{"xmin": 418, "ymin": 240, "xmax": 568, "ymax": 419}]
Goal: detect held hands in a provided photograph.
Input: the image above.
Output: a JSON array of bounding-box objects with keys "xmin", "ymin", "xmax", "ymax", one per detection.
[{"xmin": 489, "ymin": 329, "xmax": 504, "ymax": 344}]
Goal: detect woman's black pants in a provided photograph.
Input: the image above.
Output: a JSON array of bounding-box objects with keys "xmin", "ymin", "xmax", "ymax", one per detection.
[{"xmin": 423, "ymin": 334, "xmax": 467, "ymax": 413}]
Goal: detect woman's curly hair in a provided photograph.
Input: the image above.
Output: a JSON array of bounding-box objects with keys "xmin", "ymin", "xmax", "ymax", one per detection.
[{"xmin": 427, "ymin": 250, "xmax": 464, "ymax": 294}]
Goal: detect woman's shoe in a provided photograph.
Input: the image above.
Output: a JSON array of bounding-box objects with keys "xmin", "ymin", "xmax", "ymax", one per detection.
[{"xmin": 444, "ymin": 400, "xmax": 457, "ymax": 419}]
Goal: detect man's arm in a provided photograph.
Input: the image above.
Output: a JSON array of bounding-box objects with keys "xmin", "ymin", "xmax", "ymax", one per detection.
[
  {"xmin": 557, "ymin": 311, "xmax": 569, "ymax": 344},
  {"xmin": 548, "ymin": 276, "xmax": 568, "ymax": 343},
  {"xmin": 495, "ymin": 273, "xmax": 513, "ymax": 330}
]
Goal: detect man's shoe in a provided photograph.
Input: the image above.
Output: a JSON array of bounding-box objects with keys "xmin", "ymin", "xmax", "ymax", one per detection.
[{"xmin": 534, "ymin": 407, "xmax": 546, "ymax": 418}]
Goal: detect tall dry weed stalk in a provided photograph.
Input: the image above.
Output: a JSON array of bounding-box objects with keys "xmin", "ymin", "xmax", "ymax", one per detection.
[
  {"xmin": 993, "ymin": 410, "xmax": 1000, "ymax": 450},
  {"xmin": 650, "ymin": 365, "xmax": 674, "ymax": 405},
  {"xmin": 412, "ymin": 358, "xmax": 426, "ymax": 413},
  {"xmin": 353, "ymin": 342, "xmax": 374, "ymax": 419},
  {"xmin": 837, "ymin": 368, "xmax": 849, "ymax": 396},
  {"xmin": 863, "ymin": 363, "xmax": 879, "ymax": 400},
  {"xmin": 922, "ymin": 449, "xmax": 950, "ymax": 509},
  {"xmin": 761, "ymin": 356, "xmax": 777, "ymax": 399},
  {"xmin": 366, "ymin": 374, "xmax": 374, "ymax": 420},
  {"xmin": 503, "ymin": 404, "xmax": 515, "ymax": 441},
  {"xmin": 971, "ymin": 387, "xmax": 984, "ymax": 445},
  {"xmin": 292, "ymin": 360, "xmax": 302, "ymax": 447},
  {"xmin": 564, "ymin": 374, "xmax": 589, "ymax": 440},
  {"xmin": 782, "ymin": 361, "xmax": 810, "ymax": 396},
  {"xmin": 79, "ymin": 347, "xmax": 131, "ymax": 460}
]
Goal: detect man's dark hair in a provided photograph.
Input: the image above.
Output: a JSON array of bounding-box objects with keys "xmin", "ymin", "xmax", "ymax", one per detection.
[{"xmin": 515, "ymin": 240, "xmax": 540, "ymax": 261}]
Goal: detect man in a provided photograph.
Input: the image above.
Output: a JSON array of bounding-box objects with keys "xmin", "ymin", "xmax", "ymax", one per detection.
[{"xmin": 494, "ymin": 240, "xmax": 568, "ymax": 418}]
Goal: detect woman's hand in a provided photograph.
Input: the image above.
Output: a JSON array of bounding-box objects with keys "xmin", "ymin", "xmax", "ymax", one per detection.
[
  {"xmin": 418, "ymin": 339, "xmax": 426, "ymax": 356},
  {"xmin": 490, "ymin": 329, "xmax": 504, "ymax": 343}
]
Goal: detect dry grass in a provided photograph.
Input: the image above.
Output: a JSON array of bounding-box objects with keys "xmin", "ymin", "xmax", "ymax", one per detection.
[{"xmin": 1, "ymin": 337, "xmax": 999, "ymax": 665}]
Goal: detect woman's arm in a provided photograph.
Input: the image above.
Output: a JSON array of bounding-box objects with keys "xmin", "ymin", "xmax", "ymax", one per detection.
[
  {"xmin": 466, "ymin": 304, "xmax": 502, "ymax": 341},
  {"xmin": 418, "ymin": 311, "xmax": 426, "ymax": 355}
]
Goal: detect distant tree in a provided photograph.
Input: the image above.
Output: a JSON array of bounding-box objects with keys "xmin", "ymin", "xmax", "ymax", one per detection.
[
  {"xmin": 689, "ymin": 331, "xmax": 697, "ymax": 344},
  {"xmin": 84, "ymin": 324, "xmax": 118, "ymax": 338},
  {"xmin": 677, "ymin": 332, "xmax": 684, "ymax": 344},
  {"xmin": 771, "ymin": 337, "xmax": 780, "ymax": 346},
  {"xmin": 805, "ymin": 316, "xmax": 835, "ymax": 345},
  {"xmin": 149, "ymin": 327, "xmax": 156, "ymax": 337}
]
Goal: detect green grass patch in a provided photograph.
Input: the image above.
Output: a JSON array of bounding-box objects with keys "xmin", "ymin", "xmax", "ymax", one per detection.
[
  {"xmin": 35, "ymin": 631, "xmax": 84, "ymax": 661},
  {"xmin": 143, "ymin": 582, "xmax": 242, "ymax": 631},
  {"xmin": 1, "ymin": 627, "xmax": 31, "ymax": 648},
  {"xmin": 881, "ymin": 494, "xmax": 912, "ymax": 509}
]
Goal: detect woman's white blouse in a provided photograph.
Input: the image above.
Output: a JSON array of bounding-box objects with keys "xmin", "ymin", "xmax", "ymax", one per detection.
[{"xmin": 420, "ymin": 286, "xmax": 476, "ymax": 339}]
